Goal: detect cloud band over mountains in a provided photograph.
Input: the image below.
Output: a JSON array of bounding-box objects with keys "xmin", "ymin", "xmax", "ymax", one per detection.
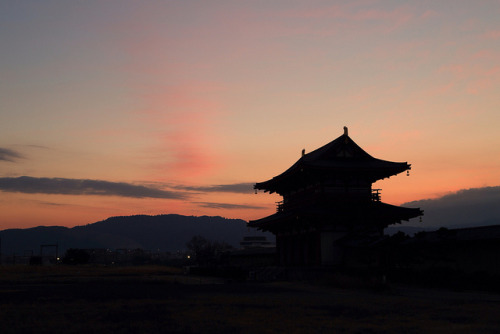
[
  {"xmin": 0, "ymin": 176, "xmax": 186, "ymax": 199},
  {"xmin": 195, "ymin": 202, "xmax": 267, "ymax": 210},
  {"xmin": 174, "ymin": 183, "xmax": 254, "ymax": 193},
  {"xmin": 0, "ymin": 147, "xmax": 24, "ymax": 162},
  {"xmin": 0, "ymin": 176, "xmax": 258, "ymax": 203}
]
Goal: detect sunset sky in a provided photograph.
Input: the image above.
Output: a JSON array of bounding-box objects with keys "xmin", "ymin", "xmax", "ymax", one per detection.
[{"xmin": 1, "ymin": 1, "xmax": 500, "ymax": 229}]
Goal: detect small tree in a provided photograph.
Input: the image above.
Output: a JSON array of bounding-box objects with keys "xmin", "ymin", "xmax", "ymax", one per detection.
[
  {"xmin": 186, "ymin": 235, "xmax": 209, "ymax": 261},
  {"xmin": 186, "ymin": 235, "xmax": 233, "ymax": 265}
]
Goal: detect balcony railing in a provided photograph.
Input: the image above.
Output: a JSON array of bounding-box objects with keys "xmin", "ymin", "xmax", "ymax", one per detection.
[
  {"xmin": 275, "ymin": 189, "xmax": 382, "ymax": 213},
  {"xmin": 276, "ymin": 201, "xmax": 284, "ymax": 213},
  {"xmin": 372, "ymin": 189, "xmax": 381, "ymax": 202}
]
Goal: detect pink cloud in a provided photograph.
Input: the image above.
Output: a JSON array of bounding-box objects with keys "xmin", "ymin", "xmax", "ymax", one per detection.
[
  {"xmin": 101, "ymin": 8, "xmax": 231, "ymax": 182},
  {"xmin": 352, "ymin": 8, "xmax": 411, "ymax": 23},
  {"xmin": 467, "ymin": 77, "xmax": 496, "ymax": 95},
  {"xmin": 283, "ymin": 2, "xmax": 415, "ymax": 32},
  {"xmin": 435, "ymin": 46, "xmax": 500, "ymax": 95},
  {"xmin": 426, "ymin": 81, "xmax": 456, "ymax": 96},
  {"xmin": 284, "ymin": 5, "xmax": 344, "ymax": 19},
  {"xmin": 466, "ymin": 65, "xmax": 500, "ymax": 94},
  {"xmin": 138, "ymin": 82, "xmax": 227, "ymax": 182},
  {"xmin": 420, "ymin": 9, "xmax": 438, "ymax": 19},
  {"xmin": 480, "ymin": 30, "xmax": 500, "ymax": 40},
  {"xmin": 161, "ymin": 130, "xmax": 216, "ymax": 178},
  {"xmin": 485, "ymin": 66, "xmax": 500, "ymax": 76},
  {"xmin": 438, "ymin": 64, "xmax": 465, "ymax": 77},
  {"xmin": 371, "ymin": 39, "xmax": 430, "ymax": 71},
  {"xmin": 471, "ymin": 49, "xmax": 497, "ymax": 60}
]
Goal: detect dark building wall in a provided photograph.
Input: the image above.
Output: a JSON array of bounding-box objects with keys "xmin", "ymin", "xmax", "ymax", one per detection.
[{"xmin": 277, "ymin": 230, "xmax": 322, "ymax": 266}]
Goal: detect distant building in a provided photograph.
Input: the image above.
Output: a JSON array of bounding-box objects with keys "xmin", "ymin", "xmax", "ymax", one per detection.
[
  {"xmin": 229, "ymin": 236, "xmax": 276, "ymax": 269},
  {"xmin": 240, "ymin": 236, "xmax": 275, "ymax": 249},
  {"xmin": 249, "ymin": 127, "xmax": 423, "ymax": 266}
]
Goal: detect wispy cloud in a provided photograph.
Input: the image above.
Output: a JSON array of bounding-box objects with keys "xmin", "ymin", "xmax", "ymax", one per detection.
[
  {"xmin": 0, "ymin": 147, "xmax": 24, "ymax": 162},
  {"xmin": 0, "ymin": 176, "xmax": 187, "ymax": 199},
  {"xmin": 195, "ymin": 202, "xmax": 267, "ymax": 210},
  {"xmin": 20, "ymin": 144, "xmax": 51, "ymax": 150},
  {"xmin": 174, "ymin": 182, "xmax": 254, "ymax": 194},
  {"xmin": 38, "ymin": 201, "xmax": 67, "ymax": 207}
]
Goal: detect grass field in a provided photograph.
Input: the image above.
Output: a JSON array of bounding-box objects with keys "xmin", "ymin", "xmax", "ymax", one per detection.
[{"xmin": 1, "ymin": 265, "xmax": 500, "ymax": 333}]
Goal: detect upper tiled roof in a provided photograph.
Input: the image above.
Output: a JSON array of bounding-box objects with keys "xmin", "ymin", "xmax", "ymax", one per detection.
[{"xmin": 255, "ymin": 127, "xmax": 411, "ymax": 193}]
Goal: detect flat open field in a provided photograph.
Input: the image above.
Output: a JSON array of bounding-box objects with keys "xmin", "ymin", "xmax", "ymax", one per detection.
[{"xmin": 1, "ymin": 265, "xmax": 500, "ymax": 333}]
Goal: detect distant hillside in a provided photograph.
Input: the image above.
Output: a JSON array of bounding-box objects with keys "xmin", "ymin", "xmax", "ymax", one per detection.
[{"xmin": 0, "ymin": 214, "xmax": 273, "ymax": 255}]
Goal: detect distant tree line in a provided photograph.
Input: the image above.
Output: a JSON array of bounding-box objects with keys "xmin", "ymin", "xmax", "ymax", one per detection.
[
  {"xmin": 185, "ymin": 235, "xmax": 234, "ymax": 266},
  {"xmin": 56, "ymin": 235, "xmax": 235, "ymax": 266}
]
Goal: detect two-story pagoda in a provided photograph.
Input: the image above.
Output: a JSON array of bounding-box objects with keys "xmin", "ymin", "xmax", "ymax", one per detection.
[{"xmin": 249, "ymin": 127, "xmax": 423, "ymax": 266}]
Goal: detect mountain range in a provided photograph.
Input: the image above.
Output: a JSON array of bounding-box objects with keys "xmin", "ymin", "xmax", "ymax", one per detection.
[
  {"xmin": 0, "ymin": 214, "xmax": 273, "ymax": 256},
  {"xmin": 2, "ymin": 186, "xmax": 499, "ymax": 255}
]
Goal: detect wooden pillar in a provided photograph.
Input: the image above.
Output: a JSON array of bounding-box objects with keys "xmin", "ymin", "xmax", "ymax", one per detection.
[{"xmin": 286, "ymin": 234, "xmax": 293, "ymax": 265}]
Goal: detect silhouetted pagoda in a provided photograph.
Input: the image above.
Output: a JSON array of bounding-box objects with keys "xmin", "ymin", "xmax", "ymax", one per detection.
[{"xmin": 249, "ymin": 127, "xmax": 423, "ymax": 266}]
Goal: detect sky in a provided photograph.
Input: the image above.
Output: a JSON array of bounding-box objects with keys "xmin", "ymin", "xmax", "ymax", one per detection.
[{"xmin": 1, "ymin": 0, "xmax": 500, "ymax": 230}]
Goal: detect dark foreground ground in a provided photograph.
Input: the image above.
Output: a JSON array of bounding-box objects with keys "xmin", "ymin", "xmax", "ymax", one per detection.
[{"xmin": 1, "ymin": 266, "xmax": 500, "ymax": 334}]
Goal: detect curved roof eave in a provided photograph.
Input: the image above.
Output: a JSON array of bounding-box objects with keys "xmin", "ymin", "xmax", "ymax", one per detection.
[
  {"xmin": 254, "ymin": 130, "xmax": 413, "ymax": 193},
  {"xmin": 255, "ymin": 159, "xmax": 411, "ymax": 193}
]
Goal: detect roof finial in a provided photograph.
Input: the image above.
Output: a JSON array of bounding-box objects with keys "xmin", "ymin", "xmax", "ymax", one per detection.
[
  {"xmin": 343, "ymin": 126, "xmax": 348, "ymax": 136},
  {"xmin": 301, "ymin": 149, "xmax": 305, "ymax": 157}
]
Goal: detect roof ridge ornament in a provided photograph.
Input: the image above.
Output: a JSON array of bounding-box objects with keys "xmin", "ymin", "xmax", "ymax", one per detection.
[{"xmin": 343, "ymin": 126, "xmax": 348, "ymax": 136}]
